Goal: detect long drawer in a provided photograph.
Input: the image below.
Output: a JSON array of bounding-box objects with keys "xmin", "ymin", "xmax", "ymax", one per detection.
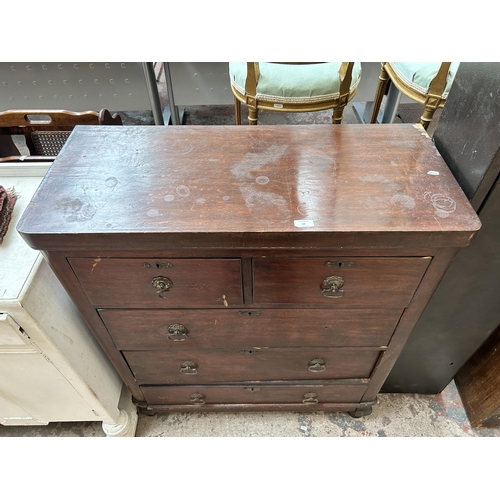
[
  {"xmin": 100, "ymin": 308, "xmax": 402, "ymax": 349},
  {"xmin": 253, "ymin": 257, "xmax": 431, "ymax": 307},
  {"xmin": 69, "ymin": 258, "xmax": 243, "ymax": 307},
  {"xmin": 141, "ymin": 383, "xmax": 368, "ymax": 406},
  {"xmin": 124, "ymin": 347, "xmax": 382, "ymax": 385}
]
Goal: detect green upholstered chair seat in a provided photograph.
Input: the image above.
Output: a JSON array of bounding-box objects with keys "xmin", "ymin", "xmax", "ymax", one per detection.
[
  {"xmin": 229, "ymin": 62, "xmax": 362, "ymax": 103},
  {"xmin": 389, "ymin": 62, "xmax": 460, "ymax": 98}
]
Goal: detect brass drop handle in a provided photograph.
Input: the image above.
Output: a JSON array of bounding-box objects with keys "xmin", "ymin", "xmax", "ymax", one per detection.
[
  {"xmin": 321, "ymin": 275, "xmax": 345, "ymax": 298},
  {"xmin": 151, "ymin": 276, "xmax": 173, "ymax": 299},
  {"xmin": 302, "ymin": 392, "xmax": 319, "ymax": 405},
  {"xmin": 167, "ymin": 324, "xmax": 189, "ymax": 342},
  {"xmin": 308, "ymin": 358, "xmax": 326, "ymax": 373},
  {"xmin": 189, "ymin": 393, "xmax": 206, "ymax": 405},
  {"xmin": 180, "ymin": 361, "xmax": 198, "ymax": 375}
]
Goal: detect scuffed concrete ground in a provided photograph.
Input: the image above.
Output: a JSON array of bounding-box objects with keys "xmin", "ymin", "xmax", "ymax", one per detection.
[
  {"xmin": 136, "ymin": 381, "xmax": 499, "ymax": 437},
  {"xmin": 134, "ymin": 382, "xmax": 500, "ymax": 437},
  {"xmin": 3, "ymin": 381, "xmax": 498, "ymax": 437}
]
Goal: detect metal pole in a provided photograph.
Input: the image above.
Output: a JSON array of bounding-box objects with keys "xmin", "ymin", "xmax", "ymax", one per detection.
[
  {"xmin": 163, "ymin": 62, "xmax": 180, "ymax": 125},
  {"xmin": 381, "ymin": 84, "xmax": 402, "ymax": 124},
  {"xmin": 142, "ymin": 62, "xmax": 164, "ymax": 125}
]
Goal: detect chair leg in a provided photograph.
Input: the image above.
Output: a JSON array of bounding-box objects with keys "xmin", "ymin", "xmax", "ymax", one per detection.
[
  {"xmin": 370, "ymin": 65, "xmax": 390, "ymax": 124},
  {"xmin": 248, "ymin": 107, "xmax": 258, "ymax": 125},
  {"xmin": 420, "ymin": 105, "xmax": 437, "ymax": 130},
  {"xmin": 234, "ymin": 97, "xmax": 242, "ymax": 125},
  {"xmin": 332, "ymin": 106, "xmax": 346, "ymax": 124}
]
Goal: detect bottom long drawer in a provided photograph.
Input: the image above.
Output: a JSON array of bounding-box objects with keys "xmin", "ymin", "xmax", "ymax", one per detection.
[
  {"xmin": 141, "ymin": 383, "xmax": 368, "ymax": 406},
  {"xmin": 124, "ymin": 347, "xmax": 382, "ymax": 384}
]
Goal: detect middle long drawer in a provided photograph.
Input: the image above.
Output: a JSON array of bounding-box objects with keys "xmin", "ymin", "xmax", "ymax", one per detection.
[{"xmin": 100, "ymin": 308, "xmax": 402, "ymax": 350}]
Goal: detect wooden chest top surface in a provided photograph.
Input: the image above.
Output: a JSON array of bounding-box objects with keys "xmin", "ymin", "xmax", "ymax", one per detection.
[{"xmin": 17, "ymin": 124, "xmax": 480, "ymax": 250}]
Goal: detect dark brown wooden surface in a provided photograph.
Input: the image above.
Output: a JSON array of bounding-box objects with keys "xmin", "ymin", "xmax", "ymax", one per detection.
[
  {"xmin": 99, "ymin": 308, "xmax": 402, "ymax": 350},
  {"xmin": 141, "ymin": 383, "xmax": 367, "ymax": 406},
  {"xmin": 17, "ymin": 124, "xmax": 480, "ymax": 251},
  {"xmin": 137, "ymin": 401, "xmax": 371, "ymax": 413},
  {"xmin": 124, "ymin": 347, "xmax": 381, "ymax": 385},
  {"xmin": 69, "ymin": 257, "xmax": 243, "ymax": 308},
  {"xmin": 362, "ymin": 247, "xmax": 459, "ymax": 402},
  {"xmin": 253, "ymin": 257, "xmax": 430, "ymax": 307},
  {"xmin": 15, "ymin": 124, "xmax": 482, "ymax": 411}
]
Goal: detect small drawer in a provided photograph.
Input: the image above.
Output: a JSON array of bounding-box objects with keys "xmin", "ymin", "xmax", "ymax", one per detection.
[
  {"xmin": 253, "ymin": 257, "xmax": 431, "ymax": 307},
  {"xmin": 69, "ymin": 258, "xmax": 243, "ymax": 308},
  {"xmin": 124, "ymin": 347, "xmax": 382, "ymax": 385},
  {"xmin": 100, "ymin": 308, "xmax": 402, "ymax": 350},
  {"xmin": 141, "ymin": 383, "xmax": 368, "ymax": 406}
]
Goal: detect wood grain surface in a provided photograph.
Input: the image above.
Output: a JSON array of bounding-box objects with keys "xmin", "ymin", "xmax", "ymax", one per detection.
[
  {"xmin": 100, "ymin": 307, "xmax": 402, "ymax": 350},
  {"xmin": 18, "ymin": 124, "xmax": 480, "ymax": 251},
  {"xmin": 124, "ymin": 347, "xmax": 381, "ymax": 384}
]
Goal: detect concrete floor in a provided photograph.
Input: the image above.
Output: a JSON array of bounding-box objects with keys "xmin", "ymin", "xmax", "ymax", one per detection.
[
  {"xmin": 1, "ymin": 65, "xmax": 498, "ymax": 438},
  {"xmin": 1, "ymin": 378, "xmax": 499, "ymax": 437}
]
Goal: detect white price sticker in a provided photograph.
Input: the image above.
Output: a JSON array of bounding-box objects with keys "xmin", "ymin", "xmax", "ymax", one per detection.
[{"xmin": 294, "ymin": 219, "xmax": 314, "ymax": 228}]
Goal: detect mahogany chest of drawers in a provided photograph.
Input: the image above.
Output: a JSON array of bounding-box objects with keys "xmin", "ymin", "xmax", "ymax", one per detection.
[{"xmin": 17, "ymin": 124, "xmax": 480, "ymax": 416}]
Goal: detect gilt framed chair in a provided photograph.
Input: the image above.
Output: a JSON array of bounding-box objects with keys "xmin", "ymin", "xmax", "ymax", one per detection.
[
  {"xmin": 229, "ymin": 62, "xmax": 362, "ymax": 125},
  {"xmin": 0, "ymin": 108, "xmax": 122, "ymax": 162},
  {"xmin": 370, "ymin": 62, "xmax": 460, "ymax": 130}
]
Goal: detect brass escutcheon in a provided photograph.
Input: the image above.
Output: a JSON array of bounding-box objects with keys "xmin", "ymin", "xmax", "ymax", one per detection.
[
  {"xmin": 324, "ymin": 260, "xmax": 354, "ymax": 268},
  {"xmin": 143, "ymin": 262, "xmax": 174, "ymax": 269}
]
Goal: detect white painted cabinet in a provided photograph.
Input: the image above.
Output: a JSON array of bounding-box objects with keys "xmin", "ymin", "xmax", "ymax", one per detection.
[{"xmin": 0, "ymin": 164, "xmax": 137, "ymax": 436}]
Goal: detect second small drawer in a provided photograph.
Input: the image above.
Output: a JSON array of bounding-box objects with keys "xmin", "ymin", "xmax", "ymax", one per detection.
[{"xmin": 253, "ymin": 257, "xmax": 431, "ymax": 307}]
